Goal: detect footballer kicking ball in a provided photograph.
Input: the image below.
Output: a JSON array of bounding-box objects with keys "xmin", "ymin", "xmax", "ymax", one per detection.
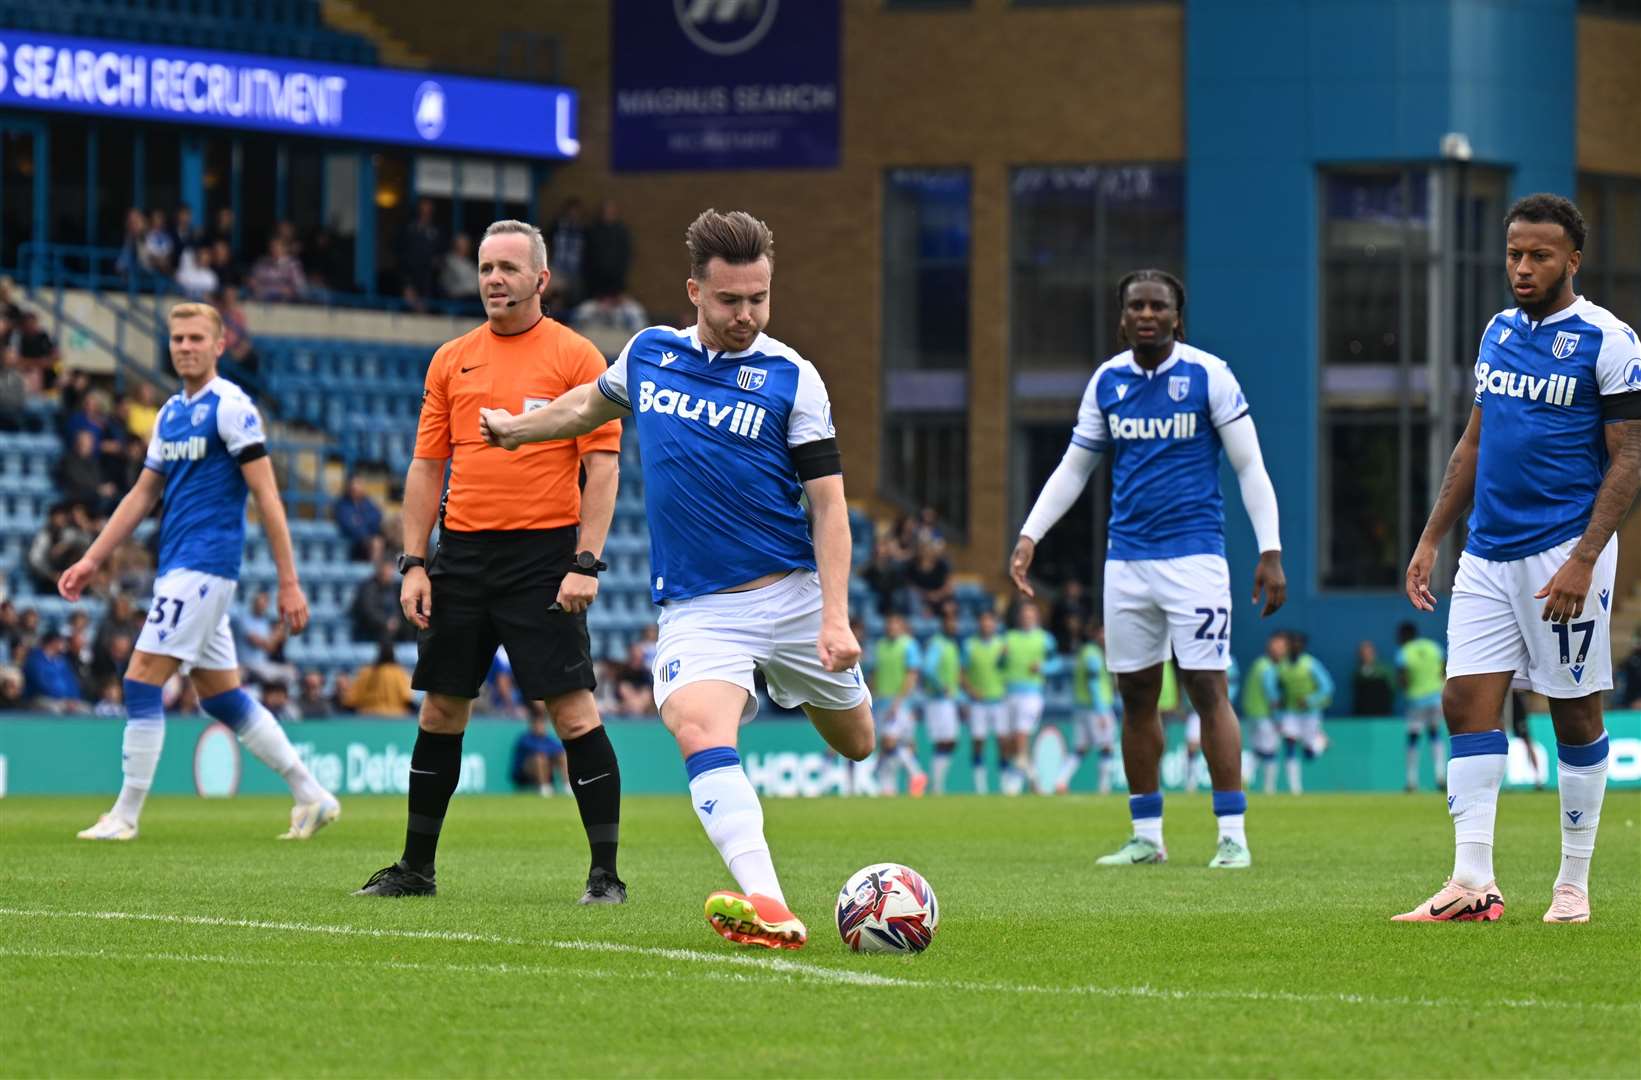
[{"xmin": 835, "ymin": 863, "xmax": 939, "ymax": 954}]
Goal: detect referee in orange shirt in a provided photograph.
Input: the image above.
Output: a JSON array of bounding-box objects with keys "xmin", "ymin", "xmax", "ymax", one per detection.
[{"xmin": 356, "ymin": 220, "xmax": 626, "ymax": 903}]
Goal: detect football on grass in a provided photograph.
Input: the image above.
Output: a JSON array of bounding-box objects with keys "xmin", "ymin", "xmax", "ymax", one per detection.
[{"xmin": 835, "ymin": 862, "xmax": 939, "ymax": 953}]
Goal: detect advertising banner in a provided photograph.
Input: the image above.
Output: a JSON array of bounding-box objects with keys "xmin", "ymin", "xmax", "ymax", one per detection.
[{"xmin": 611, "ymin": 0, "xmax": 840, "ymax": 171}]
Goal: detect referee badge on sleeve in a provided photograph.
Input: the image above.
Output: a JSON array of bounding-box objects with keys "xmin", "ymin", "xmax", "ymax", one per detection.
[{"xmin": 524, "ymin": 397, "xmax": 553, "ymax": 412}]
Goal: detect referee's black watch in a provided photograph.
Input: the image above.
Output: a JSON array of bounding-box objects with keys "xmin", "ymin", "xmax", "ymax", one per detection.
[
  {"xmin": 568, "ymin": 550, "xmax": 608, "ymax": 577},
  {"xmin": 396, "ymin": 554, "xmax": 426, "ymax": 575}
]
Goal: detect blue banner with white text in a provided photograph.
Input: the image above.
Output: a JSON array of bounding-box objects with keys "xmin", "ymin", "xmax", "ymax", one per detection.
[
  {"xmin": 0, "ymin": 31, "xmax": 579, "ymax": 159},
  {"xmin": 611, "ymin": 0, "xmax": 840, "ymax": 172}
]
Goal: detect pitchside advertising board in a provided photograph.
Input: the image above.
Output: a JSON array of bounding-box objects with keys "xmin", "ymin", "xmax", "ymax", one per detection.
[
  {"xmin": 611, "ymin": 0, "xmax": 840, "ymax": 171},
  {"xmin": 0, "ymin": 31, "xmax": 580, "ymax": 159},
  {"xmin": 3, "ymin": 714, "xmax": 1639, "ymax": 797}
]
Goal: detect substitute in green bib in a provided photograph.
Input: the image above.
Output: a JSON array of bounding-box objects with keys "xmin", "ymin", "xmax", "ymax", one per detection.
[
  {"xmin": 1242, "ymin": 631, "xmax": 1287, "ymax": 794},
  {"xmin": 1276, "ymin": 632, "xmax": 1335, "ymax": 795},
  {"xmin": 1397, "ymin": 621, "xmax": 1447, "ymax": 792},
  {"xmin": 871, "ymin": 613, "xmax": 927, "ymax": 797},
  {"xmin": 921, "ymin": 608, "xmax": 965, "ymax": 795},
  {"xmin": 962, "ymin": 609, "xmax": 1008, "ymax": 795},
  {"xmin": 1001, "ymin": 602, "xmax": 1060, "ymax": 795},
  {"xmin": 1056, "ymin": 624, "xmax": 1116, "ymax": 794}
]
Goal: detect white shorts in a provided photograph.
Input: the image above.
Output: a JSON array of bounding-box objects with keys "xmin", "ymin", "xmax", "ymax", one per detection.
[
  {"xmin": 968, "ymin": 701, "xmax": 1006, "ymax": 739},
  {"xmin": 1406, "ymin": 699, "xmax": 1442, "ymax": 734},
  {"xmin": 1104, "ymin": 554, "xmax": 1233, "ymax": 673},
  {"xmin": 134, "ymin": 569, "xmax": 239, "ymax": 673},
  {"xmin": 1447, "ymin": 536, "xmax": 1616, "ymax": 698},
  {"xmin": 1252, "ymin": 717, "xmax": 1279, "ymax": 756},
  {"xmin": 652, "ymin": 571, "xmax": 869, "ymax": 720},
  {"xmin": 1007, "ymin": 690, "xmax": 1045, "ymax": 735},
  {"xmin": 1279, "ymin": 711, "xmax": 1322, "ymax": 743},
  {"xmin": 923, "ymin": 699, "xmax": 960, "ymax": 744},
  {"xmin": 876, "ymin": 698, "xmax": 916, "ymax": 742},
  {"xmin": 1072, "ymin": 709, "xmax": 1115, "ymax": 751}
]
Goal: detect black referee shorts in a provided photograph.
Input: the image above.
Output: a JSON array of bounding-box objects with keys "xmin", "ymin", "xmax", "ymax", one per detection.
[{"xmin": 412, "ymin": 526, "xmax": 596, "ymax": 701}]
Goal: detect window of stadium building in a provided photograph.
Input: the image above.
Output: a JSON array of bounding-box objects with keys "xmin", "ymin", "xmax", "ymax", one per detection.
[
  {"xmin": 1318, "ymin": 165, "xmax": 1510, "ymax": 590},
  {"xmin": 1577, "ymin": 174, "xmax": 1641, "ymax": 330},
  {"xmin": 882, "ymin": 168, "xmax": 972, "ymax": 532}
]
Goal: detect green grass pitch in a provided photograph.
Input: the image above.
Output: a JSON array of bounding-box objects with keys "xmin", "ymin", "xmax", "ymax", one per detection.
[{"xmin": 3, "ymin": 791, "xmax": 1637, "ymax": 1077}]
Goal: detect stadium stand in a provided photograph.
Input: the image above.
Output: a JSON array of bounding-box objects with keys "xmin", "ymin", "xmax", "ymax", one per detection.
[{"xmin": 0, "ymin": 0, "xmax": 379, "ymax": 64}]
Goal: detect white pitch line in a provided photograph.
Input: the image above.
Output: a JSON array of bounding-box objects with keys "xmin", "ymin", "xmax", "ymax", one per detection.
[{"xmin": 2, "ymin": 907, "xmax": 1634, "ymax": 1014}]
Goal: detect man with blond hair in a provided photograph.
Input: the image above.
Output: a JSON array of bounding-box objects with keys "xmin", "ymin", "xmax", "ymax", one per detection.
[{"xmin": 60, "ymin": 303, "xmax": 338, "ymax": 841}]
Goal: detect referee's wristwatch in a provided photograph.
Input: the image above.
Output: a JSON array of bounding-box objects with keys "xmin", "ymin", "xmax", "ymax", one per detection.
[
  {"xmin": 568, "ymin": 550, "xmax": 608, "ymax": 577},
  {"xmin": 396, "ymin": 554, "xmax": 426, "ymax": 575}
]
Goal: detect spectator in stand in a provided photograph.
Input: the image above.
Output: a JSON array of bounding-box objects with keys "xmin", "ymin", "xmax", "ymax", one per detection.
[
  {"xmin": 398, "ymin": 197, "xmax": 442, "ymax": 305},
  {"xmin": 905, "ymin": 538, "xmax": 954, "ymax": 614},
  {"xmin": 440, "ymin": 233, "xmax": 480, "ymax": 301},
  {"xmin": 583, "ymin": 199, "xmax": 632, "ymax": 299},
  {"xmin": 141, "ymin": 209, "xmax": 176, "ymax": 276},
  {"xmin": 63, "ymin": 387, "xmax": 117, "ymax": 455},
  {"xmin": 1616, "ymin": 629, "xmax": 1641, "ymax": 709},
  {"xmin": 861, "ymin": 534, "xmax": 910, "ymax": 616},
  {"xmin": 1352, "ymin": 639, "xmax": 1397, "ymax": 716},
  {"xmin": 92, "ymin": 594, "xmax": 145, "ymax": 658},
  {"xmin": 237, "ymin": 590, "xmax": 296, "ymax": 686},
  {"xmin": 65, "ymin": 613, "xmax": 95, "ymax": 692},
  {"xmin": 1, "ymin": 655, "xmax": 26, "ymax": 710},
  {"xmin": 249, "ymin": 237, "xmax": 308, "ymax": 303},
  {"xmin": 333, "ymin": 474, "xmax": 384, "ymax": 560},
  {"xmin": 210, "ymin": 239, "xmax": 245, "ymax": 292},
  {"xmin": 0, "ymin": 348, "xmax": 27, "ymax": 430},
  {"xmin": 13, "ymin": 310, "xmax": 60, "ymax": 391},
  {"xmin": 297, "ymin": 670, "xmax": 335, "ymax": 718},
  {"xmin": 173, "ymin": 205, "xmax": 199, "ymax": 253},
  {"xmin": 613, "ymin": 640, "xmax": 656, "ymax": 716},
  {"xmin": 205, "ymin": 207, "xmax": 236, "ymax": 252},
  {"xmin": 124, "ymin": 381, "xmax": 160, "ymax": 442},
  {"xmin": 23, "ymin": 629, "xmax": 86, "ymax": 713},
  {"xmin": 27, "ymin": 503, "xmax": 92, "ymax": 591},
  {"xmin": 511, "ymin": 711, "xmax": 568, "ymax": 795},
  {"xmin": 341, "ymin": 638, "xmax": 414, "ymax": 717},
  {"xmin": 89, "ymin": 629, "xmax": 134, "ymax": 689},
  {"xmin": 115, "ymin": 208, "xmax": 148, "ymax": 279},
  {"xmin": 0, "ymin": 600, "xmax": 20, "ymax": 652},
  {"xmin": 215, "ymin": 286, "xmax": 261, "ymax": 375},
  {"xmin": 350, "ymin": 559, "xmax": 412, "ymax": 643},
  {"xmin": 549, "ymin": 198, "xmax": 588, "ymax": 306},
  {"xmin": 175, "ymin": 244, "xmax": 218, "ymax": 300},
  {"xmin": 1049, "ymin": 578, "xmax": 1096, "ymax": 648},
  {"xmin": 55, "ymin": 430, "xmax": 113, "ymax": 512},
  {"xmin": 259, "ymin": 680, "xmax": 303, "ymax": 724},
  {"xmin": 570, "ymin": 292, "xmax": 647, "ymax": 336}
]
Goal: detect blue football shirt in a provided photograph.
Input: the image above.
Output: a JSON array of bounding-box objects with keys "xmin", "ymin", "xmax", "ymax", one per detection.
[
  {"xmin": 1468, "ymin": 298, "xmax": 1641, "ymax": 561},
  {"xmin": 143, "ymin": 376, "xmax": 266, "ymax": 580},
  {"xmin": 1069, "ymin": 343, "xmax": 1250, "ymax": 560},
  {"xmin": 597, "ymin": 325, "xmax": 837, "ymax": 603}
]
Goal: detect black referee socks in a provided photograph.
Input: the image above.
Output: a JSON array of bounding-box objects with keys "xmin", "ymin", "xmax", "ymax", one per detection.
[
  {"xmin": 563, "ymin": 725, "xmax": 622, "ymax": 878},
  {"xmin": 402, "ymin": 728, "xmax": 465, "ymax": 872}
]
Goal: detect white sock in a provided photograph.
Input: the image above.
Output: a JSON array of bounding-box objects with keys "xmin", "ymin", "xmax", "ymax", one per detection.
[
  {"xmin": 897, "ymin": 744, "xmax": 924, "ymax": 778},
  {"xmin": 1184, "ymin": 751, "xmax": 1200, "ymax": 793},
  {"xmin": 1556, "ymin": 734, "xmax": 1609, "ymax": 894},
  {"xmin": 1056, "ymin": 752, "xmax": 1084, "ymax": 790},
  {"xmin": 1448, "ymin": 730, "xmax": 1507, "ymax": 889},
  {"xmin": 1096, "ymin": 753, "xmax": 1113, "ymax": 794},
  {"xmin": 1284, "ymin": 754, "xmax": 1302, "ymax": 795},
  {"xmin": 112, "ymin": 719, "xmax": 165, "ymax": 823},
  {"xmin": 1406, "ymin": 743, "xmax": 1420, "ymax": 788},
  {"xmin": 1130, "ymin": 792, "xmax": 1163, "ymax": 846},
  {"xmin": 238, "ymin": 709, "xmax": 328, "ymax": 805},
  {"xmin": 1431, "ymin": 736, "xmax": 1447, "ymax": 786},
  {"xmin": 689, "ymin": 759, "xmax": 784, "ymax": 903},
  {"xmin": 931, "ymin": 753, "xmax": 951, "ymax": 795},
  {"xmin": 876, "ymin": 749, "xmax": 899, "ymax": 795},
  {"xmin": 1217, "ymin": 813, "xmax": 1246, "ymax": 846},
  {"xmin": 972, "ymin": 762, "xmax": 988, "ymax": 795}
]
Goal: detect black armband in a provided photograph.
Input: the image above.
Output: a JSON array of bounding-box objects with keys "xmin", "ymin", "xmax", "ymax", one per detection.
[
  {"xmin": 790, "ymin": 437, "xmax": 842, "ymax": 481},
  {"xmin": 1600, "ymin": 390, "xmax": 1641, "ymax": 422},
  {"xmin": 234, "ymin": 443, "xmax": 269, "ymax": 465}
]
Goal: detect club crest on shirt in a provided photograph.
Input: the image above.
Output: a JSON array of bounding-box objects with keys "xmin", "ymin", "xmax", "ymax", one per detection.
[
  {"xmin": 737, "ymin": 366, "xmax": 767, "ymax": 392},
  {"xmin": 1626, "ymin": 359, "xmax": 1641, "ymax": 390},
  {"xmin": 1551, "ymin": 331, "xmax": 1580, "ymax": 360},
  {"xmin": 190, "ymin": 404, "xmax": 211, "ymax": 427},
  {"xmin": 1168, "ymin": 375, "xmax": 1191, "ymax": 402}
]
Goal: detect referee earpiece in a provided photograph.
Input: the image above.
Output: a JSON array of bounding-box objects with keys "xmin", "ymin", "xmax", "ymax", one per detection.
[{"xmin": 505, "ymin": 279, "xmax": 544, "ymax": 308}]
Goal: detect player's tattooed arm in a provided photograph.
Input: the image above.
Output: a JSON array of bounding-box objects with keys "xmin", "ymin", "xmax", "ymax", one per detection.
[
  {"xmin": 1406, "ymin": 406, "xmax": 1482, "ymax": 612},
  {"xmin": 481, "ymin": 384, "xmax": 625, "ymax": 449},
  {"xmin": 1537, "ymin": 419, "xmax": 1641, "ymax": 622}
]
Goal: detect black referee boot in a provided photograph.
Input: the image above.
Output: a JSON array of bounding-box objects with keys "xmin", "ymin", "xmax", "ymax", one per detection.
[
  {"xmin": 354, "ymin": 861, "xmax": 437, "ymax": 897},
  {"xmin": 578, "ymin": 867, "xmax": 627, "ymax": 905}
]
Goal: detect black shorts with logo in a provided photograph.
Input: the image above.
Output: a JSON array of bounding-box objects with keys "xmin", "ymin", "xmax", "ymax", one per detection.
[{"xmin": 412, "ymin": 526, "xmax": 596, "ymax": 701}]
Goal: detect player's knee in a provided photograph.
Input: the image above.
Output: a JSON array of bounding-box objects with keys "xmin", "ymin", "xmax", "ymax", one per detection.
[
  {"xmin": 545, "ymin": 690, "xmax": 600, "ymax": 740},
  {"xmin": 200, "ymin": 686, "xmax": 258, "ymax": 733},
  {"xmin": 419, "ymin": 693, "xmax": 472, "ymax": 734},
  {"xmin": 1179, "ymin": 669, "xmax": 1225, "ymax": 710},
  {"xmin": 836, "ymin": 724, "xmax": 874, "ymax": 762},
  {"xmin": 1117, "ymin": 669, "xmax": 1162, "ymax": 702}
]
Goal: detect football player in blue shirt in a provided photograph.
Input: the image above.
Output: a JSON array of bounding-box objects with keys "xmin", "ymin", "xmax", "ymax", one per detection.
[
  {"xmin": 1010, "ymin": 270, "xmax": 1286, "ymax": 869},
  {"xmin": 1397, "ymin": 195, "xmax": 1640, "ymax": 925},
  {"xmin": 59, "ymin": 303, "xmax": 338, "ymax": 841},
  {"xmin": 480, "ymin": 210, "xmax": 871, "ymax": 950}
]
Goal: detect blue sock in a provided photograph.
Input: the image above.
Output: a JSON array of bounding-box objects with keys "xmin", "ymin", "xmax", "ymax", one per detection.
[
  {"xmin": 112, "ymin": 680, "xmax": 166, "ymax": 822},
  {"xmin": 201, "ymin": 688, "xmax": 256, "ymax": 732},
  {"xmin": 1212, "ymin": 789, "xmax": 1248, "ymax": 845}
]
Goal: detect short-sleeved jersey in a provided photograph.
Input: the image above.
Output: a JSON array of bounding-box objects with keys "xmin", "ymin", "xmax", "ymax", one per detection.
[
  {"xmin": 1278, "ymin": 653, "xmax": 1334, "ymax": 711},
  {"xmin": 1468, "ymin": 298, "xmax": 1641, "ymax": 561},
  {"xmin": 1070, "ymin": 343, "xmax": 1250, "ymax": 560},
  {"xmin": 597, "ymin": 325, "xmax": 836, "ymax": 603},
  {"xmin": 922, "ymin": 634, "xmax": 962, "ymax": 699},
  {"xmin": 872, "ymin": 634, "xmax": 921, "ymax": 698},
  {"xmin": 415, "ymin": 317, "xmax": 621, "ymax": 533},
  {"xmin": 1397, "ymin": 638, "xmax": 1445, "ymax": 704},
  {"xmin": 1002, "ymin": 628, "xmax": 1057, "ymax": 693},
  {"xmin": 1243, "ymin": 656, "xmax": 1278, "ymax": 720},
  {"xmin": 144, "ymin": 376, "xmax": 266, "ymax": 579},
  {"xmin": 1073, "ymin": 643, "xmax": 1113, "ymax": 711},
  {"xmin": 963, "ymin": 635, "xmax": 1007, "ymax": 702}
]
